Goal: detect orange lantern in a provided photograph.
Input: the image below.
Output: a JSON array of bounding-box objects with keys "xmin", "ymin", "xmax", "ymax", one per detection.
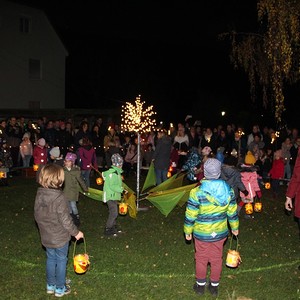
[
  {"xmin": 168, "ymin": 166, "xmax": 173, "ymax": 172},
  {"xmin": 33, "ymin": 164, "xmax": 39, "ymax": 172},
  {"xmin": 0, "ymin": 171, "xmax": 6, "ymax": 178},
  {"xmin": 254, "ymin": 201, "xmax": 262, "ymax": 212},
  {"xmin": 265, "ymin": 182, "xmax": 271, "ymax": 189},
  {"xmin": 96, "ymin": 177, "xmax": 103, "ymax": 185},
  {"xmin": 245, "ymin": 203, "xmax": 253, "ymax": 215},
  {"xmin": 167, "ymin": 171, "xmax": 172, "ymax": 178},
  {"xmin": 119, "ymin": 202, "xmax": 128, "ymax": 215}
]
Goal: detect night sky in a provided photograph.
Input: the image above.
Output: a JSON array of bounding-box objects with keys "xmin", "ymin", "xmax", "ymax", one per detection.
[{"xmin": 16, "ymin": 1, "xmax": 298, "ymax": 128}]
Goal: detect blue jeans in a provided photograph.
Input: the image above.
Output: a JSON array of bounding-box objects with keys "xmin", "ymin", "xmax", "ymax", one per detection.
[
  {"xmin": 69, "ymin": 200, "xmax": 78, "ymax": 215},
  {"xmin": 81, "ymin": 169, "xmax": 91, "ymax": 188},
  {"xmin": 22, "ymin": 155, "xmax": 32, "ymax": 167},
  {"xmin": 46, "ymin": 242, "xmax": 69, "ymax": 289},
  {"xmin": 155, "ymin": 169, "xmax": 168, "ymax": 185}
]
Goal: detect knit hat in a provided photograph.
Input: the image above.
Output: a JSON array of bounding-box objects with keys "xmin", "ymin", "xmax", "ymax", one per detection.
[
  {"xmin": 204, "ymin": 158, "xmax": 221, "ymax": 179},
  {"xmin": 37, "ymin": 138, "xmax": 46, "ymax": 147},
  {"xmin": 22, "ymin": 132, "xmax": 30, "ymax": 139},
  {"xmin": 49, "ymin": 147, "xmax": 60, "ymax": 158},
  {"xmin": 65, "ymin": 152, "xmax": 77, "ymax": 163},
  {"xmin": 111, "ymin": 153, "xmax": 123, "ymax": 168},
  {"xmin": 245, "ymin": 151, "xmax": 256, "ymax": 165}
]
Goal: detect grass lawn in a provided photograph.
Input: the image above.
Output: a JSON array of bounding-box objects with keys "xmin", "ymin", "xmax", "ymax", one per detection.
[{"xmin": 1, "ymin": 172, "xmax": 300, "ymax": 300}]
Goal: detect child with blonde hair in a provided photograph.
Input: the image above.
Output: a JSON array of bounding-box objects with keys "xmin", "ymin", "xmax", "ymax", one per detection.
[{"xmin": 34, "ymin": 163, "xmax": 84, "ymax": 297}]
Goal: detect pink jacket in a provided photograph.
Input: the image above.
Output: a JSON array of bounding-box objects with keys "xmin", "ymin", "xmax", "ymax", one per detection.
[{"xmin": 239, "ymin": 168, "xmax": 261, "ymax": 200}]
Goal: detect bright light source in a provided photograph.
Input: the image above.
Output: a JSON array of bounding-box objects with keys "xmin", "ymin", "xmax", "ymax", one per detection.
[{"xmin": 221, "ymin": 111, "xmax": 226, "ymax": 116}]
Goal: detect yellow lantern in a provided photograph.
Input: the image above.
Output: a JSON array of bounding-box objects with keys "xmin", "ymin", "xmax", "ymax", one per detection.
[
  {"xmin": 96, "ymin": 177, "xmax": 103, "ymax": 185},
  {"xmin": 254, "ymin": 201, "xmax": 262, "ymax": 212},
  {"xmin": 245, "ymin": 203, "xmax": 253, "ymax": 215},
  {"xmin": 33, "ymin": 164, "xmax": 39, "ymax": 172},
  {"xmin": 0, "ymin": 171, "xmax": 6, "ymax": 178},
  {"xmin": 265, "ymin": 182, "xmax": 271, "ymax": 189},
  {"xmin": 119, "ymin": 202, "xmax": 128, "ymax": 215},
  {"xmin": 167, "ymin": 171, "xmax": 172, "ymax": 178}
]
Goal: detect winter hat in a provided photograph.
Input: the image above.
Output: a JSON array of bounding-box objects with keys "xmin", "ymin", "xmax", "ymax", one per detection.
[
  {"xmin": 22, "ymin": 132, "xmax": 30, "ymax": 139},
  {"xmin": 204, "ymin": 158, "xmax": 221, "ymax": 179},
  {"xmin": 49, "ymin": 147, "xmax": 60, "ymax": 158},
  {"xmin": 37, "ymin": 138, "xmax": 46, "ymax": 147},
  {"xmin": 65, "ymin": 152, "xmax": 77, "ymax": 163},
  {"xmin": 245, "ymin": 151, "xmax": 256, "ymax": 165},
  {"xmin": 111, "ymin": 153, "xmax": 123, "ymax": 168}
]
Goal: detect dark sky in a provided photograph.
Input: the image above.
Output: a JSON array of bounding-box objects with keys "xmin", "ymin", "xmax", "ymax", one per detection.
[{"xmin": 19, "ymin": 1, "xmax": 291, "ymax": 128}]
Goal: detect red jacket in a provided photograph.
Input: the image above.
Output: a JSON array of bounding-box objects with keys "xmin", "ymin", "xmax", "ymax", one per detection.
[
  {"xmin": 269, "ymin": 158, "xmax": 285, "ymax": 180},
  {"xmin": 286, "ymin": 148, "xmax": 300, "ymax": 218},
  {"xmin": 33, "ymin": 145, "xmax": 48, "ymax": 165}
]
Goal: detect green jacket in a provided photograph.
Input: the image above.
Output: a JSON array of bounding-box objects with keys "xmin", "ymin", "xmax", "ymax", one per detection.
[
  {"xmin": 184, "ymin": 178, "xmax": 239, "ymax": 242},
  {"xmin": 102, "ymin": 166, "xmax": 124, "ymax": 202},
  {"xmin": 63, "ymin": 165, "xmax": 88, "ymax": 201}
]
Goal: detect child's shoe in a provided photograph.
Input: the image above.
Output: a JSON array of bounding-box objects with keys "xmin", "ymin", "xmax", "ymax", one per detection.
[
  {"xmin": 46, "ymin": 284, "xmax": 55, "ymax": 294},
  {"xmin": 104, "ymin": 227, "xmax": 117, "ymax": 237},
  {"xmin": 193, "ymin": 282, "xmax": 205, "ymax": 295},
  {"xmin": 208, "ymin": 282, "xmax": 218, "ymax": 297},
  {"xmin": 113, "ymin": 225, "xmax": 122, "ymax": 233},
  {"xmin": 55, "ymin": 285, "xmax": 71, "ymax": 298}
]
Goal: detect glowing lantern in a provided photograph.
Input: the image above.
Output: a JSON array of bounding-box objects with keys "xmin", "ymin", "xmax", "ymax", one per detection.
[
  {"xmin": 265, "ymin": 182, "xmax": 271, "ymax": 189},
  {"xmin": 33, "ymin": 164, "xmax": 39, "ymax": 171},
  {"xmin": 73, "ymin": 239, "xmax": 90, "ymax": 275},
  {"xmin": 0, "ymin": 171, "xmax": 6, "ymax": 178},
  {"xmin": 167, "ymin": 171, "xmax": 172, "ymax": 178},
  {"xmin": 96, "ymin": 177, "xmax": 103, "ymax": 185},
  {"xmin": 245, "ymin": 203, "xmax": 253, "ymax": 215},
  {"xmin": 254, "ymin": 201, "xmax": 262, "ymax": 212},
  {"xmin": 226, "ymin": 236, "xmax": 241, "ymax": 268},
  {"xmin": 119, "ymin": 202, "xmax": 128, "ymax": 215}
]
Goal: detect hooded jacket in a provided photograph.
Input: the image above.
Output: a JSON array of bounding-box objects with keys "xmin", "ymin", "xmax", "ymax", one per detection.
[
  {"xmin": 184, "ymin": 179, "xmax": 238, "ymax": 242},
  {"xmin": 63, "ymin": 165, "xmax": 88, "ymax": 201},
  {"xmin": 34, "ymin": 188, "xmax": 79, "ymax": 248},
  {"xmin": 102, "ymin": 165, "xmax": 124, "ymax": 202}
]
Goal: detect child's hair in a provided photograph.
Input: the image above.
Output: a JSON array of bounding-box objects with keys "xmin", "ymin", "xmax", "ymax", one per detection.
[{"xmin": 38, "ymin": 164, "xmax": 64, "ymax": 188}]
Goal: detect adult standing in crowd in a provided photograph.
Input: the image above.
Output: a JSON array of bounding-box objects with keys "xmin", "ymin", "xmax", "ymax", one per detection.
[{"xmin": 152, "ymin": 129, "xmax": 172, "ymax": 185}]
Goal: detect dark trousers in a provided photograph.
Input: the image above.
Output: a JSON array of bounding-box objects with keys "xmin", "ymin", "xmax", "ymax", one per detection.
[{"xmin": 106, "ymin": 200, "xmax": 118, "ymax": 228}]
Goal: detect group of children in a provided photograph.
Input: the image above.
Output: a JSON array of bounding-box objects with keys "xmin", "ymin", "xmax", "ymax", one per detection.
[{"xmin": 34, "ymin": 141, "xmax": 126, "ymax": 297}]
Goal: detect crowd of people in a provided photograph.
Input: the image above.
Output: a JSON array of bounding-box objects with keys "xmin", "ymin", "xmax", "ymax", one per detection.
[{"xmin": 1, "ymin": 114, "xmax": 300, "ymax": 297}]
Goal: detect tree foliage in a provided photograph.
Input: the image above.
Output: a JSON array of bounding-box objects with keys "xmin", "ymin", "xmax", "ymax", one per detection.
[{"xmin": 220, "ymin": 0, "xmax": 300, "ymax": 124}]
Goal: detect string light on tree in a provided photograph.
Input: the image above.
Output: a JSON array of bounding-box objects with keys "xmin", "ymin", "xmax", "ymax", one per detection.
[{"xmin": 121, "ymin": 95, "xmax": 157, "ymax": 133}]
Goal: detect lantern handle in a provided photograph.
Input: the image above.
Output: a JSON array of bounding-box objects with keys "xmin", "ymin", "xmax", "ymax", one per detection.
[
  {"xmin": 90, "ymin": 164, "xmax": 102, "ymax": 176},
  {"xmin": 229, "ymin": 235, "xmax": 239, "ymax": 252},
  {"xmin": 73, "ymin": 237, "xmax": 87, "ymax": 258}
]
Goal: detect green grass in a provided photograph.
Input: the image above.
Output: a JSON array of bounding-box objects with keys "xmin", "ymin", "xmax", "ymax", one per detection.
[{"xmin": 1, "ymin": 174, "xmax": 300, "ymax": 300}]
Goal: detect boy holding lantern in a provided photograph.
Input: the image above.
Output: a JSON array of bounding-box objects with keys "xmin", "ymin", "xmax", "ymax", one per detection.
[
  {"xmin": 184, "ymin": 158, "xmax": 239, "ymax": 297},
  {"xmin": 102, "ymin": 153, "xmax": 128, "ymax": 237}
]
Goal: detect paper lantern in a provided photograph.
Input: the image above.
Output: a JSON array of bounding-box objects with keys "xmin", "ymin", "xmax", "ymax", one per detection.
[
  {"xmin": 265, "ymin": 182, "xmax": 271, "ymax": 189},
  {"xmin": 119, "ymin": 202, "xmax": 128, "ymax": 215},
  {"xmin": 33, "ymin": 164, "xmax": 39, "ymax": 171},
  {"xmin": 96, "ymin": 177, "xmax": 103, "ymax": 185},
  {"xmin": 0, "ymin": 171, "xmax": 6, "ymax": 178},
  {"xmin": 167, "ymin": 171, "xmax": 172, "ymax": 178},
  {"xmin": 254, "ymin": 201, "xmax": 262, "ymax": 212},
  {"xmin": 245, "ymin": 203, "xmax": 253, "ymax": 215}
]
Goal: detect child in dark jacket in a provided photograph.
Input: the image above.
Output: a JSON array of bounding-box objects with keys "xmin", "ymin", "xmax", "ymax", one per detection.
[
  {"xmin": 63, "ymin": 152, "xmax": 88, "ymax": 226},
  {"xmin": 34, "ymin": 164, "xmax": 84, "ymax": 297}
]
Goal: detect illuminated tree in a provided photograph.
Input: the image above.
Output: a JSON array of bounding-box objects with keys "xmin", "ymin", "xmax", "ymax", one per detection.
[
  {"xmin": 121, "ymin": 95, "xmax": 157, "ymax": 133},
  {"xmin": 220, "ymin": 0, "xmax": 300, "ymax": 124}
]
